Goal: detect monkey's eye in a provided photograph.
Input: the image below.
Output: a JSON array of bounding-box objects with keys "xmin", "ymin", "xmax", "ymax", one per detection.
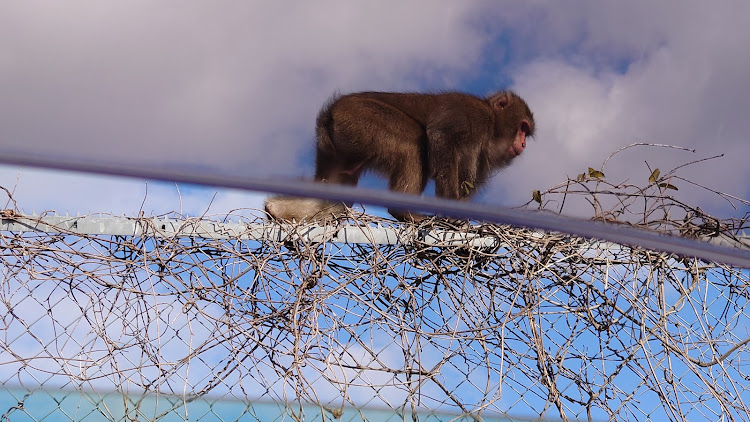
[{"xmin": 520, "ymin": 120, "xmax": 532, "ymax": 136}]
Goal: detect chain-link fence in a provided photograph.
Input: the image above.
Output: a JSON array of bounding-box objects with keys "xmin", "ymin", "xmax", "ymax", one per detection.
[
  {"xmin": 1, "ymin": 146, "xmax": 749, "ymax": 421},
  {"xmin": 0, "ymin": 209, "xmax": 748, "ymax": 421}
]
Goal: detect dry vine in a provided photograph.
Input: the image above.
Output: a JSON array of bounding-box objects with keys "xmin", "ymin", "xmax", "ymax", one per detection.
[{"xmin": 0, "ymin": 145, "xmax": 748, "ymax": 421}]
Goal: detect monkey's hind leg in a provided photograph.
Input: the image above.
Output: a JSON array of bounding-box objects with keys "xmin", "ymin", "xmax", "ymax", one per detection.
[{"xmin": 264, "ymin": 196, "xmax": 347, "ymax": 223}]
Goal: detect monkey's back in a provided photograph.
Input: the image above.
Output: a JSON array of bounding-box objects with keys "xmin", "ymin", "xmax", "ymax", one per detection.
[{"xmin": 342, "ymin": 92, "xmax": 489, "ymax": 125}]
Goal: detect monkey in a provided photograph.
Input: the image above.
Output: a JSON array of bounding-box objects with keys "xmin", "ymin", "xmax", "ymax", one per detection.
[{"xmin": 265, "ymin": 90, "xmax": 534, "ymax": 222}]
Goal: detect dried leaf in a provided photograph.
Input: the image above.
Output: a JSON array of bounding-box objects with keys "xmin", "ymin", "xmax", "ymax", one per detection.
[
  {"xmin": 649, "ymin": 168, "xmax": 661, "ymax": 184},
  {"xmin": 461, "ymin": 180, "xmax": 474, "ymax": 196},
  {"xmin": 588, "ymin": 168, "xmax": 605, "ymax": 179},
  {"xmin": 659, "ymin": 183, "xmax": 678, "ymax": 191}
]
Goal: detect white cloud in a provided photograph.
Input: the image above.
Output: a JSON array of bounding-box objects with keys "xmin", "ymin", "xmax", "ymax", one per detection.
[
  {"xmin": 0, "ymin": 1, "xmax": 491, "ymax": 215},
  {"xmin": 0, "ymin": 1, "xmax": 486, "ymax": 174},
  {"xmin": 0, "ymin": 166, "xmax": 266, "ymax": 216},
  {"xmin": 484, "ymin": 1, "xmax": 750, "ymax": 215},
  {"xmin": 0, "ymin": 0, "xmax": 748, "ymax": 217}
]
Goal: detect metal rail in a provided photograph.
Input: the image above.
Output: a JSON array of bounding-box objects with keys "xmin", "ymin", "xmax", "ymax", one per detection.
[{"xmin": 0, "ymin": 213, "xmax": 504, "ymax": 248}]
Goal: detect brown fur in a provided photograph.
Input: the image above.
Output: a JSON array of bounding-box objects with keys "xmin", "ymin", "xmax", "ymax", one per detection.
[
  {"xmin": 264, "ymin": 196, "xmax": 346, "ymax": 223},
  {"xmin": 266, "ymin": 90, "xmax": 535, "ymax": 222}
]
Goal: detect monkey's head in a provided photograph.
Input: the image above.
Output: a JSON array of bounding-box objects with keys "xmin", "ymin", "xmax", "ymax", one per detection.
[{"xmin": 487, "ymin": 91, "xmax": 535, "ymax": 164}]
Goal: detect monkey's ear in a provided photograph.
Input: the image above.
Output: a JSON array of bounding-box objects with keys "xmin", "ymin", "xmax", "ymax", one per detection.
[{"xmin": 491, "ymin": 92, "xmax": 512, "ymax": 109}]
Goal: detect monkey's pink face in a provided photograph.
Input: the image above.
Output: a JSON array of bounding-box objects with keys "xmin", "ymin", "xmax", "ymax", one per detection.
[{"xmin": 506, "ymin": 119, "xmax": 532, "ymax": 157}]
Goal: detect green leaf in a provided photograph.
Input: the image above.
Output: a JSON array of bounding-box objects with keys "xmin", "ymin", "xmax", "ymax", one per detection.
[
  {"xmin": 576, "ymin": 173, "xmax": 586, "ymax": 182},
  {"xmin": 532, "ymin": 190, "xmax": 542, "ymax": 204},
  {"xmin": 648, "ymin": 168, "xmax": 660, "ymax": 184}
]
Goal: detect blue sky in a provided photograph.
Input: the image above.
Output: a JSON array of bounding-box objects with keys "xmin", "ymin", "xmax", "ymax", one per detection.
[
  {"xmin": 1, "ymin": 1, "xmax": 749, "ymax": 219},
  {"xmin": 1, "ymin": 3, "xmax": 750, "ymax": 418}
]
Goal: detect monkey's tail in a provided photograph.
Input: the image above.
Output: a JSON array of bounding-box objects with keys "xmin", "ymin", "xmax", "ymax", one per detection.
[{"xmin": 315, "ymin": 93, "xmax": 340, "ymax": 154}]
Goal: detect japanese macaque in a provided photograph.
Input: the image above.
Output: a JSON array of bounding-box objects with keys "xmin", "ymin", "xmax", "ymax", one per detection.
[{"xmin": 265, "ymin": 90, "xmax": 535, "ymax": 222}]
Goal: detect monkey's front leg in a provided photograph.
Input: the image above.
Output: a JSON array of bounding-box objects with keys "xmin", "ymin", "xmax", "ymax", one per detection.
[{"xmin": 431, "ymin": 149, "xmax": 460, "ymax": 199}]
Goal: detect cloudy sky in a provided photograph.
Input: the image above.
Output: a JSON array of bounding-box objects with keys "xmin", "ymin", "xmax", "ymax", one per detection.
[{"xmin": 1, "ymin": 1, "xmax": 748, "ymax": 219}]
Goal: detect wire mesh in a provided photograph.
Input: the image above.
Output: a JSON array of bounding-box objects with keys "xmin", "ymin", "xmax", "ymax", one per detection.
[
  {"xmin": 0, "ymin": 211, "xmax": 748, "ymax": 421},
  {"xmin": 0, "ymin": 145, "xmax": 749, "ymax": 421}
]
